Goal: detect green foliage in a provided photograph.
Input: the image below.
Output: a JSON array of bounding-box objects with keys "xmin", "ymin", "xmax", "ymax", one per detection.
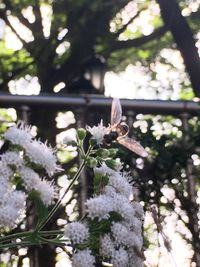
[
  {"xmin": 93, "ymin": 172, "xmax": 109, "ymax": 193},
  {"xmin": 1, "ymin": 0, "xmax": 198, "ymax": 95},
  {"xmin": 0, "ymin": 41, "xmax": 34, "ymax": 83},
  {"xmin": 179, "ymin": 87, "xmax": 195, "ymax": 100},
  {"xmin": 0, "ymin": 109, "xmax": 15, "ymax": 133},
  {"xmin": 30, "ymin": 192, "xmax": 49, "ymax": 223}
]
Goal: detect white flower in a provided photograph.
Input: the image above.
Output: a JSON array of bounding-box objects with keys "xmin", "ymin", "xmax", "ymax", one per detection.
[
  {"xmin": 24, "ymin": 140, "xmax": 59, "ymax": 176},
  {"xmin": 128, "ymin": 248, "xmax": 144, "ymax": 267},
  {"xmin": 111, "ymin": 222, "xmax": 142, "ymax": 248},
  {"xmin": 0, "ymin": 190, "xmax": 26, "ymax": 228},
  {"xmin": 108, "ymin": 173, "xmax": 132, "ymax": 199},
  {"xmin": 0, "ymin": 178, "xmax": 9, "ymax": 198},
  {"xmin": 112, "ymin": 194, "xmax": 135, "ymax": 222},
  {"xmin": 86, "ymin": 120, "xmax": 107, "ymax": 144},
  {"xmin": 19, "ymin": 166, "xmax": 41, "ymax": 191},
  {"xmin": 85, "ymin": 195, "xmax": 113, "ymax": 220},
  {"xmin": 4, "ymin": 122, "xmax": 32, "ymax": 146},
  {"xmin": 0, "ymin": 206, "xmax": 19, "ymax": 228},
  {"xmin": 20, "ymin": 167, "xmax": 56, "ymax": 206},
  {"xmin": 132, "ymin": 202, "xmax": 144, "ymax": 220},
  {"xmin": 111, "ymin": 247, "xmax": 128, "ymax": 267},
  {"xmin": 94, "ymin": 163, "xmax": 116, "ymax": 176},
  {"xmin": 124, "ymin": 216, "xmax": 142, "ymax": 234},
  {"xmin": 72, "ymin": 249, "xmax": 95, "ymax": 267},
  {"xmin": 1, "ymin": 151, "xmax": 23, "ymax": 168},
  {"xmin": 64, "ymin": 222, "xmax": 89, "ymax": 244},
  {"xmin": 111, "ymin": 222, "xmax": 131, "ymax": 246},
  {"xmin": 104, "ymin": 185, "xmax": 117, "ymax": 197},
  {"xmin": 36, "ymin": 179, "xmax": 56, "ymax": 206},
  {"xmin": 20, "ymin": 167, "xmax": 56, "ymax": 207},
  {"xmin": 6, "ymin": 190, "xmax": 26, "ymax": 209},
  {"xmin": 100, "ymin": 234, "xmax": 115, "ymax": 258},
  {"xmin": 0, "ymin": 161, "xmax": 13, "ymax": 180}
]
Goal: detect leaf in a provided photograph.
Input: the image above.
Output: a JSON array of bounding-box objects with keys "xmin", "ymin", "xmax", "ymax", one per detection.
[{"xmin": 29, "ymin": 192, "xmax": 49, "ymax": 223}]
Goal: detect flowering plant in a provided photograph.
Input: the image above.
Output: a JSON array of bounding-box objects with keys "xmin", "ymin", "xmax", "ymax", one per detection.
[{"xmin": 0, "ymin": 100, "xmax": 147, "ymax": 267}]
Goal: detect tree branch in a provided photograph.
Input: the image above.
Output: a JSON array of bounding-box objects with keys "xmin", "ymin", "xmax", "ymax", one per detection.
[
  {"xmin": 32, "ymin": 0, "xmax": 44, "ymax": 37},
  {"xmin": 111, "ymin": 25, "xmax": 167, "ymax": 51},
  {"xmin": 114, "ymin": 7, "xmax": 146, "ymax": 37},
  {"xmin": 0, "ymin": 12, "xmax": 30, "ymax": 50},
  {"xmin": 157, "ymin": 0, "xmax": 200, "ymax": 97},
  {"xmin": 2, "ymin": 0, "xmax": 34, "ymax": 32},
  {"xmin": 0, "ymin": 61, "xmax": 34, "ymax": 91}
]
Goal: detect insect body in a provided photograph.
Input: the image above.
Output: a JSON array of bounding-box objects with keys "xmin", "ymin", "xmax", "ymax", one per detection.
[
  {"xmin": 104, "ymin": 98, "xmax": 148, "ymax": 157},
  {"xmin": 103, "ymin": 131, "xmax": 118, "ymax": 144},
  {"xmin": 116, "ymin": 122, "xmax": 129, "ymax": 137}
]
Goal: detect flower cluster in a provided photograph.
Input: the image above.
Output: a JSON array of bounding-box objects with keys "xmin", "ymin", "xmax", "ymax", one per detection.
[
  {"xmin": 64, "ymin": 222, "xmax": 89, "ymax": 244},
  {"xmin": 0, "ymin": 98, "xmax": 146, "ymax": 267},
  {"xmin": 0, "ymin": 122, "xmax": 59, "ymax": 228},
  {"xmin": 0, "ymin": 186, "xmax": 26, "ymax": 228},
  {"xmin": 63, "ymin": 98, "xmax": 148, "ymax": 266},
  {"xmin": 91, "ymin": 166, "xmax": 144, "ymax": 267},
  {"xmin": 64, "ymin": 122, "xmax": 145, "ymax": 267},
  {"xmin": 4, "ymin": 122, "xmax": 60, "ymax": 176}
]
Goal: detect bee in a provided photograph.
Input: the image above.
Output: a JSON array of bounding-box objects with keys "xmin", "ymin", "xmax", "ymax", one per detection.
[{"xmin": 103, "ymin": 98, "xmax": 148, "ymax": 157}]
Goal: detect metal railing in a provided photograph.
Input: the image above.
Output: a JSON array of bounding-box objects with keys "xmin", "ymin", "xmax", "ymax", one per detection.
[{"xmin": 0, "ymin": 92, "xmax": 200, "ymax": 115}]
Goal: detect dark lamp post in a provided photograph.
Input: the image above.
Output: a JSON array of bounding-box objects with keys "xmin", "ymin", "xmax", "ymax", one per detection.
[{"xmin": 84, "ymin": 55, "xmax": 106, "ymax": 93}]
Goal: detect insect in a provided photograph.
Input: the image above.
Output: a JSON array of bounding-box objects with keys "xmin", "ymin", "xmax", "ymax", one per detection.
[{"xmin": 103, "ymin": 98, "xmax": 148, "ymax": 157}]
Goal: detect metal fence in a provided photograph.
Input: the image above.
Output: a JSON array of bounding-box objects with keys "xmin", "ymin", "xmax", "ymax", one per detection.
[{"xmin": 0, "ymin": 93, "xmax": 200, "ymax": 115}]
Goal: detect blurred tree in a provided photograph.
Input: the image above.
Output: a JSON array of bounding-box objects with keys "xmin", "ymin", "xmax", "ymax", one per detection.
[{"xmin": 0, "ymin": 0, "xmax": 199, "ymax": 96}]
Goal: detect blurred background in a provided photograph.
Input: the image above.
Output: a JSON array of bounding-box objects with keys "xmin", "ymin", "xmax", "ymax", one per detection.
[{"xmin": 0, "ymin": 0, "xmax": 200, "ymax": 266}]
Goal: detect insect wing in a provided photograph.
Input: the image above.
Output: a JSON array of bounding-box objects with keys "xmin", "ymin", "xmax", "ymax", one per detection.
[
  {"xmin": 111, "ymin": 98, "xmax": 122, "ymax": 127},
  {"xmin": 118, "ymin": 136, "xmax": 148, "ymax": 157}
]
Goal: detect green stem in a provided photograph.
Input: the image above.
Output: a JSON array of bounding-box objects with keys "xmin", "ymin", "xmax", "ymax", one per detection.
[
  {"xmin": 39, "ymin": 230, "xmax": 64, "ymax": 236},
  {"xmin": 38, "ymin": 236, "xmax": 65, "ymax": 246},
  {"xmin": 0, "ymin": 241, "xmax": 32, "ymax": 249},
  {"xmin": 0, "ymin": 231, "xmax": 31, "ymax": 243},
  {"xmin": 77, "ymin": 140, "xmax": 85, "ymax": 156},
  {"xmin": 36, "ymin": 145, "xmax": 92, "ymax": 231},
  {"xmin": 0, "ymin": 230, "xmax": 64, "ymax": 244}
]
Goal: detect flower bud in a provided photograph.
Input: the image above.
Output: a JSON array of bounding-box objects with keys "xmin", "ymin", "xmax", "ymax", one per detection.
[
  {"xmin": 86, "ymin": 157, "xmax": 98, "ymax": 168},
  {"xmin": 108, "ymin": 148, "xmax": 118, "ymax": 157},
  {"xmin": 96, "ymin": 148, "xmax": 110, "ymax": 158},
  {"xmin": 105, "ymin": 159, "xmax": 122, "ymax": 171},
  {"xmin": 77, "ymin": 128, "xmax": 87, "ymax": 140},
  {"xmin": 89, "ymin": 138, "xmax": 97, "ymax": 146}
]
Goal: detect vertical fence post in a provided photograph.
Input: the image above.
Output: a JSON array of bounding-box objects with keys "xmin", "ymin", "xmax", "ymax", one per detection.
[
  {"xmin": 126, "ymin": 110, "xmax": 136, "ymax": 130},
  {"xmin": 18, "ymin": 105, "xmax": 30, "ymax": 124}
]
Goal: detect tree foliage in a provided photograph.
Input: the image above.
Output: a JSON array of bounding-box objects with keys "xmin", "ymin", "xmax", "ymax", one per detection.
[{"xmin": 0, "ymin": 0, "xmax": 200, "ymax": 96}]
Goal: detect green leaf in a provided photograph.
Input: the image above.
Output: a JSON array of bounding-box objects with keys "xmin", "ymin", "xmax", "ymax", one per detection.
[
  {"xmin": 29, "ymin": 192, "xmax": 49, "ymax": 223},
  {"xmin": 93, "ymin": 173, "xmax": 109, "ymax": 193}
]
